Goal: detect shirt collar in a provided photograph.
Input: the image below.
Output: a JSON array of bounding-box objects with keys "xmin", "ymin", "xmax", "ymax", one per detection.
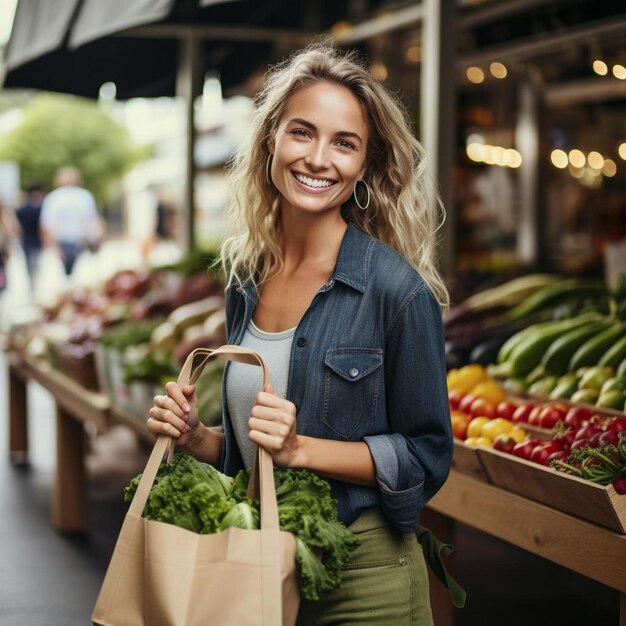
[
  {"xmin": 236, "ymin": 222, "xmax": 373, "ymax": 298},
  {"xmin": 330, "ymin": 222, "xmax": 373, "ymax": 293}
]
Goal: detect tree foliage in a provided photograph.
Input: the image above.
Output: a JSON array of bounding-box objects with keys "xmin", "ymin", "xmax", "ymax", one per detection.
[{"xmin": 0, "ymin": 93, "xmax": 140, "ymax": 203}]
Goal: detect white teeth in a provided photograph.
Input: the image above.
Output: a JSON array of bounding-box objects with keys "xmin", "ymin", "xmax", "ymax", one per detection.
[{"xmin": 294, "ymin": 173, "xmax": 335, "ymax": 188}]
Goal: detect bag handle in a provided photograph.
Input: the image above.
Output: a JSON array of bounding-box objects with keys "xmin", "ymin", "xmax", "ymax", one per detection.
[{"xmin": 128, "ymin": 345, "xmax": 280, "ymax": 532}]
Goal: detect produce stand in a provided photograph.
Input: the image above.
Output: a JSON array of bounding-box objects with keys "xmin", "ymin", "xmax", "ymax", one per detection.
[
  {"xmin": 427, "ymin": 470, "xmax": 626, "ymax": 626},
  {"xmin": 8, "ymin": 349, "xmax": 109, "ymax": 532}
]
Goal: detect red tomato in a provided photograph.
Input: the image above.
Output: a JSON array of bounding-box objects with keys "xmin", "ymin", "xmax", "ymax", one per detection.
[
  {"xmin": 552, "ymin": 429, "xmax": 576, "ymax": 450},
  {"xmin": 492, "ymin": 434, "xmax": 517, "ymax": 454},
  {"xmin": 448, "ymin": 389, "xmax": 464, "ymax": 410},
  {"xmin": 496, "ymin": 401, "xmax": 517, "ymax": 420},
  {"xmin": 538, "ymin": 404, "xmax": 568, "ymax": 429},
  {"xmin": 470, "ymin": 398, "xmax": 496, "ymax": 419},
  {"xmin": 512, "ymin": 403, "xmax": 535, "ymax": 424},
  {"xmin": 459, "ymin": 394, "xmax": 477, "ymax": 414},
  {"xmin": 451, "ymin": 413, "xmax": 471, "ymax": 440},
  {"xmin": 527, "ymin": 405, "xmax": 544, "ymax": 426},
  {"xmin": 599, "ymin": 430, "xmax": 622, "ymax": 446},
  {"xmin": 604, "ymin": 417, "xmax": 626, "ymax": 433},
  {"xmin": 563, "ymin": 407, "xmax": 593, "ymax": 430},
  {"xmin": 512, "ymin": 438, "xmax": 541, "ymax": 461},
  {"xmin": 575, "ymin": 425, "xmax": 602, "ymax": 441},
  {"xmin": 530, "ymin": 442, "xmax": 562, "ymax": 466},
  {"xmin": 548, "ymin": 450, "xmax": 569, "ymax": 464}
]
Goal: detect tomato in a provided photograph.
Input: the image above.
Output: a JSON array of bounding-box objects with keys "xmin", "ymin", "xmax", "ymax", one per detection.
[
  {"xmin": 527, "ymin": 405, "xmax": 544, "ymax": 426},
  {"xmin": 512, "ymin": 438, "xmax": 541, "ymax": 461},
  {"xmin": 451, "ymin": 413, "xmax": 471, "ymax": 440},
  {"xmin": 604, "ymin": 417, "xmax": 626, "ymax": 433},
  {"xmin": 552, "ymin": 429, "xmax": 576, "ymax": 450},
  {"xmin": 469, "ymin": 398, "xmax": 496, "ymax": 419},
  {"xmin": 495, "ymin": 401, "xmax": 517, "ymax": 420},
  {"xmin": 459, "ymin": 394, "xmax": 478, "ymax": 414},
  {"xmin": 448, "ymin": 389, "xmax": 464, "ymax": 410},
  {"xmin": 538, "ymin": 404, "xmax": 568, "ymax": 429},
  {"xmin": 512, "ymin": 403, "xmax": 535, "ymax": 424},
  {"xmin": 548, "ymin": 450, "xmax": 569, "ymax": 464},
  {"xmin": 575, "ymin": 425, "xmax": 602, "ymax": 441},
  {"xmin": 492, "ymin": 434, "xmax": 517, "ymax": 454},
  {"xmin": 563, "ymin": 407, "xmax": 593, "ymax": 430},
  {"xmin": 599, "ymin": 430, "xmax": 622, "ymax": 446},
  {"xmin": 530, "ymin": 442, "xmax": 562, "ymax": 466}
]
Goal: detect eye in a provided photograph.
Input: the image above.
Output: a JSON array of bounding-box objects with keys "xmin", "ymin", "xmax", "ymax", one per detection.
[
  {"xmin": 337, "ymin": 139, "xmax": 356, "ymax": 150},
  {"xmin": 290, "ymin": 128, "xmax": 310, "ymax": 138}
]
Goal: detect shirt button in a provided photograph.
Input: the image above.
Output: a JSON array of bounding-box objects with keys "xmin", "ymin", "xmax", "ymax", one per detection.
[
  {"xmin": 296, "ymin": 337, "xmax": 307, "ymax": 347},
  {"xmin": 349, "ymin": 367, "xmax": 359, "ymax": 378}
]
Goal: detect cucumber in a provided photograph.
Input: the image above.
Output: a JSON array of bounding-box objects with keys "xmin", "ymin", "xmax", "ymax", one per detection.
[
  {"xmin": 549, "ymin": 374, "xmax": 580, "ymax": 399},
  {"xmin": 495, "ymin": 316, "xmax": 602, "ymax": 378},
  {"xmin": 618, "ymin": 358, "xmax": 626, "ymax": 378},
  {"xmin": 540, "ymin": 321, "xmax": 610, "ymax": 376},
  {"xmin": 598, "ymin": 334, "xmax": 626, "ymax": 369},
  {"xmin": 568, "ymin": 323, "xmax": 625, "ymax": 372},
  {"xmin": 496, "ymin": 320, "xmax": 561, "ymax": 364}
]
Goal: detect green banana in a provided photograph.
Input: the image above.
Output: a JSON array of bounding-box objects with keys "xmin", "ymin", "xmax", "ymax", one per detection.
[
  {"xmin": 569, "ymin": 323, "xmax": 626, "ymax": 372},
  {"xmin": 540, "ymin": 320, "xmax": 611, "ymax": 375},
  {"xmin": 598, "ymin": 334, "xmax": 626, "ymax": 369},
  {"xmin": 491, "ymin": 316, "xmax": 599, "ymax": 378},
  {"xmin": 509, "ymin": 279, "xmax": 607, "ymax": 320}
]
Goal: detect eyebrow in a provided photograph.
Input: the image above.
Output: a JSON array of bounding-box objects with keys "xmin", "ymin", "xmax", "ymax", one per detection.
[{"xmin": 287, "ymin": 118, "xmax": 363, "ymax": 145}]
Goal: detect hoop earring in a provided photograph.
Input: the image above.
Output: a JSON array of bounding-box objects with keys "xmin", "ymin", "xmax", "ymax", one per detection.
[
  {"xmin": 266, "ymin": 154, "xmax": 273, "ymax": 186},
  {"xmin": 353, "ymin": 180, "xmax": 370, "ymax": 210}
]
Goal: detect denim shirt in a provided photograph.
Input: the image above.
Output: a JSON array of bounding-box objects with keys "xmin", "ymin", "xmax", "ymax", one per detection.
[{"xmin": 218, "ymin": 223, "xmax": 453, "ymax": 533}]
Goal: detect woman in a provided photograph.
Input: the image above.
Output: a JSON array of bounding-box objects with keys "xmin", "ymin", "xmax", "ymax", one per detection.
[{"xmin": 148, "ymin": 44, "xmax": 453, "ymax": 625}]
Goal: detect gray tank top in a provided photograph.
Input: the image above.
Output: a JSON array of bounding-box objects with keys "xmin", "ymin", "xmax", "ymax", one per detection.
[{"xmin": 225, "ymin": 320, "xmax": 295, "ymax": 470}]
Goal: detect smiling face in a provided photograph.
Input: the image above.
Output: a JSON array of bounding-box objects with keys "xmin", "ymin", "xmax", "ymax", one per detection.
[{"xmin": 269, "ymin": 81, "xmax": 369, "ymax": 218}]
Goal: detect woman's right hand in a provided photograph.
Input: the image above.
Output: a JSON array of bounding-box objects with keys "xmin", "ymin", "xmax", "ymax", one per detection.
[{"xmin": 147, "ymin": 382, "xmax": 200, "ymax": 447}]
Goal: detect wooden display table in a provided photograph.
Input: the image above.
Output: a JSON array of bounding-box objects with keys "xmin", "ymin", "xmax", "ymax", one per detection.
[
  {"xmin": 427, "ymin": 471, "xmax": 626, "ymax": 626},
  {"xmin": 8, "ymin": 350, "xmax": 109, "ymax": 532}
]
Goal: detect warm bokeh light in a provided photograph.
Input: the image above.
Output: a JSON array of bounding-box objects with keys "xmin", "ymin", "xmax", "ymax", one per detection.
[
  {"xmin": 592, "ymin": 60, "xmax": 608, "ymax": 76},
  {"xmin": 568, "ymin": 164, "xmax": 585, "ymax": 179},
  {"xmin": 568, "ymin": 149, "xmax": 586, "ymax": 169},
  {"xmin": 507, "ymin": 149, "xmax": 522, "ymax": 168},
  {"xmin": 551, "ymin": 149, "xmax": 568, "ymax": 169},
  {"xmin": 587, "ymin": 151, "xmax": 604, "ymax": 170},
  {"xmin": 490, "ymin": 62, "xmax": 507, "ymax": 79},
  {"xmin": 613, "ymin": 64, "xmax": 626, "ymax": 80},
  {"xmin": 618, "ymin": 142, "xmax": 626, "ymax": 160},
  {"xmin": 370, "ymin": 61, "xmax": 388, "ymax": 81},
  {"xmin": 602, "ymin": 159, "xmax": 617, "ymax": 177},
  {"xmin": 466, "ymin": 67, "xmax": 485, "ymax": 84},
  {"xmin": 330, "ymin": 21, "xmax": 352, "ymax": 36},
  {"xmin": 406, "ymin": 46, "xmax": 421, "ymax": 63},
  {"xmin": 467, "ymin": 143, "xmax": 521, "ymax": 167}
]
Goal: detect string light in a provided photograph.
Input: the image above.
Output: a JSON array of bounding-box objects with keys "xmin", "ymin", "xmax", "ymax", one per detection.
[
  {"xmin": 602, "ymin": 159, "xmax": 617, "ymax": 177},
  {"xmin": 568, "ymin": 149, "xmax": 586, "ymax": 169},
  {"xmin": 592, "ymin": 60, "xmax": 608, "ymax": 76},
  {"xmin": 490, "ymin": 62, "xmax": 507, "ymax": 79},
  {"xmin": 466, "ymin": 143, "xmax": 521, "ymax": 168},
  {"xmin": 466, "ymin": 67, "xmax": 485, "ymax": 84},
  {"xmin": 619, "ymin": 143, "xmax": 626, "ymax": 160},
  {"xmin": 551, "ymin": 149, "xmax": 568, "ymax": 169},
  {"xmin": 587, "ymin": 151, "xmax": 604, "ymax": 170},
  {"xmin": 612, "ymin": 64, "xmax": 626, "ymax": 80}
]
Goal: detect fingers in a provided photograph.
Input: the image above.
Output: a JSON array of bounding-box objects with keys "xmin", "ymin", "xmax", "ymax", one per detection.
[
  {"xmin": 147, "ymin": 382, "xmax": 195, "ymax": 438},
  {"xmin": 255, "ymin": 390, "xmax": 289, "ymax": 409},
  {"xmin": 248, "ymin": 429, "xmax": 285, "ymax": 451},
  {"xmin": 248, "ymin": 416, "xmax": 291, "ymax": 439},
  {"xmin": 166, "ymin": 381, "xmax": 195, "ymax": 413},
  {"xmin": 153, "ymin": 393, "xmax": 186, "ymax": 419},
  {"xmin": 146, "ymin": 414, "xmax": 189, "ymax": 438}
]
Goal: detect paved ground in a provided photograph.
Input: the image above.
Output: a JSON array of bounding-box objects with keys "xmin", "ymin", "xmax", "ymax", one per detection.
[{"xmin": 0, "ymin": 350, "xmax": 619, "ymax": 625}]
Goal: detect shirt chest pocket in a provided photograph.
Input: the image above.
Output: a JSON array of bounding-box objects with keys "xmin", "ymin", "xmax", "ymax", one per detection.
[{"xmin": 323, "ymin": 348, "xmax": 383, "ymax": 439}]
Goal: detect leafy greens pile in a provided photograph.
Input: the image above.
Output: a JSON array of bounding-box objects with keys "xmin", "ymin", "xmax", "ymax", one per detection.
[{"xmin": 124, "ymin": 453, "xmax": 359, "ymax": 600}]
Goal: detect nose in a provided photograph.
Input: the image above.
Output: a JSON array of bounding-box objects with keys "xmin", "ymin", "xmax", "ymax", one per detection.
[{"xmin": 304, "ymin": 142, "xmax": 330, "ymax": 170}]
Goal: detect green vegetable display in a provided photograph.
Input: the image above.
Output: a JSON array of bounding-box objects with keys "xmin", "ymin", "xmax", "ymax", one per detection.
[{"xmin": 124, "ymin": 453, "xmax": 359, "ymax": 601}]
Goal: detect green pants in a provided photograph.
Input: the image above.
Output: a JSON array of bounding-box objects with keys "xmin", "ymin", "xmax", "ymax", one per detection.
[{"xmin": 297, "ymin": 508, "xmax": 434, "ymax": 626}]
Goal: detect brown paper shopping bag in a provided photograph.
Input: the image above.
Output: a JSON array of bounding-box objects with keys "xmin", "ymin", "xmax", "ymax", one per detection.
[{"xmin": 92, "ymin": 346, "xmax": 300, "ymax": 626}]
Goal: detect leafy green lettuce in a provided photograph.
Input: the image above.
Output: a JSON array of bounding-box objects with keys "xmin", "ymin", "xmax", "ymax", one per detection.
[{"xmin": 124, "ymin": 453, "xmax": 359, "ymax": 600}]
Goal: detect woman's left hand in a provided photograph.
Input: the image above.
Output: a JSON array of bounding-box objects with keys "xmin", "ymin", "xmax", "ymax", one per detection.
[{"xmin": 248, "ymin": 384, "xmax": 299, "ymax": 468}]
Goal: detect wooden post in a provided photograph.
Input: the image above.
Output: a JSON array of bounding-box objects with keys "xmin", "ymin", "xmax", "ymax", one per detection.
[
  {"xmin": 52, "ymin": 405, "xmax": 87, "ymax": 532},
  {"xmin": 420, "ymin": 507, "xmax": 457, "ymax": 626},
  {"xmin": 9, "ymin": 364, "xmax": 28, "ymax": 464}
]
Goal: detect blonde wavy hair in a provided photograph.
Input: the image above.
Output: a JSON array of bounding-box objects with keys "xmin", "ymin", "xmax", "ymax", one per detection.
[{"xmin": 221, "ymin": 43, "xmax": 449, "ymax": 311}]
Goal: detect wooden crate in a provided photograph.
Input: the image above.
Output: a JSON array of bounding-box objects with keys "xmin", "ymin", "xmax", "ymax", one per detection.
[
  {"xmin": 477, "ymin": 446, "xmax": 626, "ymax": 533},
  {"xmin": 452, "ymin": 440, "xmax": 490, "ymax": 482}
]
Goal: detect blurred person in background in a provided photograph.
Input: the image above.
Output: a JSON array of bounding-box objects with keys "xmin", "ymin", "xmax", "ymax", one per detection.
[
  {"xmin": 16, "ymin": 182, "xmax": 45, "ymax": 283},
  {"xmin": 40, "ymin": 166, "xmax": 104, "ymax": 274},
  {"xmin": 0, "ymin": 201, "xmax": 20, "ymax": 293}
]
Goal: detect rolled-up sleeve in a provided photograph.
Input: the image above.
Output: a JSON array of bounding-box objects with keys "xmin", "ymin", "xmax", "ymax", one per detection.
[{"xmin": 364, "ymin": 285, "xmax": 452, "ymax": 532}]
